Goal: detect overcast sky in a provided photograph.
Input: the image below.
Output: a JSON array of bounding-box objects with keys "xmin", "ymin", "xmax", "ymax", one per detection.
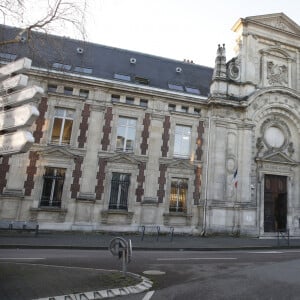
[
  {"xmin": 3, "ymin": 0, "xmax": 300, "ymax": 68},
  {"xmin": 84, "ymin": 0, "xmax": 300, "ymax": 67}
]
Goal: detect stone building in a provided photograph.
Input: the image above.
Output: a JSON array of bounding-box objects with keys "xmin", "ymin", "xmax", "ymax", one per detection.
[{"xmin": 0, "ymin": 13, "xmax": 299, "ymax": 236}]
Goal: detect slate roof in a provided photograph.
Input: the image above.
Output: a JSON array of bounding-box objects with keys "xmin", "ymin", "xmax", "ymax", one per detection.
[{"xmin": 0, "ymin": 25, "xmax": 213, "ymax": 96}]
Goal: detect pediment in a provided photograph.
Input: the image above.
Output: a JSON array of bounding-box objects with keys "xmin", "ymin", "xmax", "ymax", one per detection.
[
  {"xmin": 246, "ymin": 13, "xmax": 300, "ymax": 35},
  {"xmin": 39, "ymin": 146, "xmax": 78, "ymax": 159},
  {"xmin": 107, "ymin": 153, "xmax": 140, "ymax": 165},
  {"xmin": 166, "ymin": 159, "xmax": 194, "ymax": 170},
  {"xmin": 259, "ymin": 151, "xmax": 297, "ymax": 165}
]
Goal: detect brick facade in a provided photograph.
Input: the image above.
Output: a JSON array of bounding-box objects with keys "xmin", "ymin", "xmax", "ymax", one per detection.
[
  {"xmin": 24, "ymin": 151, "xmax": 39, "ymax": 196},
  {"xmin": 0, "ymin": 156, "xmax": 10, "ymax": 194},
  {"xmin": 101, "ymin": 107, "xmax": 113, "ymax": 151},
  {"xmin": 33, "ymin": 97, "xmax": 48, "ymax": 143},
  {"xmin": 77, "ymin": 103, "xmax": 91, "ymax": 148},
  {"xmin": 161, "ymin": 116, "xmax": 170, "ymax": 157},
  {"xmin": 70, "ymin": 157, "xmax": 83, "ymax": 199},
  {"xmin": 193, "ymin": 166, "xmax": 202, "ymax": 204},
  {"xmin": 157, "ymin": 164, "xmax": 167, "ymax": 203},
  {"xmin": 140, "ymin": 113, "xmax": 150, "ymax": 155},
  {"xmin": 196, "ymin": 121, "xmax": 204, "ymax": 161},
  {"xmin": 95, "ymin": 158, "xmax": 107, "ymax": 200},
  {"xmin": 135, "ymin": 162, "xmax": 146, "ymax": 202}
]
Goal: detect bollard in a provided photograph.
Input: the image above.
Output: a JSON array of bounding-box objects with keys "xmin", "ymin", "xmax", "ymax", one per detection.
[{"xmin": 109, "ymin": 237, "xmax": 132, "ymax": 275}]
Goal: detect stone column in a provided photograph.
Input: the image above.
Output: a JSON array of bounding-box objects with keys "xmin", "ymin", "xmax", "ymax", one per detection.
[
  {"xmin": 143, "ymin": 113, "xmax": 165, "ymax": 201},
  {"xmin": 78, "ymin": 104, "xmax": 106, "ymax": 200},
  {"xmin": 5, "ymin": 152, "xmax": 34, "ymax": 196}
]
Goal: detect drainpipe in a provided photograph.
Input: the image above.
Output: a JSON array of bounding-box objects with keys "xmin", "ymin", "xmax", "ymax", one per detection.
[{"xmin": 201, "ymin": 115, "xmax": 212, "ymax": 236}]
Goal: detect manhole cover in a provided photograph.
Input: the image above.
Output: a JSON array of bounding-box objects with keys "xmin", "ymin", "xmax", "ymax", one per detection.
[{"xmin": 143, "ymin": 270, "xmax": 166, "ymax": 275}]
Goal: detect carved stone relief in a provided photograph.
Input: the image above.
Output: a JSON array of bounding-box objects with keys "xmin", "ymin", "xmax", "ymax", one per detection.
[
  {"xmin": 227, "ymin": 58, "xmax": 240, "ymax": 81},
  {"xmin": 267, "ymin": 61, "xmax": 288, "ymax": 86}
]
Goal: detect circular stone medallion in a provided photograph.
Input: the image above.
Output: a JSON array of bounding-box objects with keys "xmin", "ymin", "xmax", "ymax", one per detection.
[{"xmin": 264, "ymin": 126, "xmax": 285, "ymax": 148}]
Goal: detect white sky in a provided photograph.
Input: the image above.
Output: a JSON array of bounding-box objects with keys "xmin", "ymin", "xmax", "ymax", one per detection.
[
  {"xmin": 84, "ymin": 0, "xmax": 300, "ymax": 67},
  {"xmin": 3, "ymin": 0, "xmax": 300, "ymax": 68}
]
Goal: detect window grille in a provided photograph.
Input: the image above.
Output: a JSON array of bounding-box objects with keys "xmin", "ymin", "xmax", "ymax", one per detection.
[
  {"xmin": 109, "ymin": 173, "xmax": 130, "ymax": 210},
  {"xmin": 40, "ymin": 167, "xmax": 65, "ymax": 207},
  {"xmin": 169, "ymin": 178, "xmax": 188, "ymax": 212}
]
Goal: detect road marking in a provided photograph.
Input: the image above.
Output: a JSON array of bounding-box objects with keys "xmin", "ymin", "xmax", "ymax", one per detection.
[
  {"xmin": 143, "ymin": 290, "xmax": 155, "ymax": 300},
  {"xmin": 157, "ymin": 257, "xmax": 237, "ymax": 261},
  {"xmin": 0, "ymin": 258, "xmax": 45, "ymax": 260},
  {"xmin": 248, "ymin": 251, "xmax": 283, "ymax": 254},
  {"xmin": 143, "ymin": 270, "xmax": 166, "ymax": 275},
  {"xmin": 0, "ymin": 261, "xmax": 117, "ymax": 272}
]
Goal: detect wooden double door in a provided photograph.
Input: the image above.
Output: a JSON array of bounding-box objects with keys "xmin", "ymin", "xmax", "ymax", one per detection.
[{"xmin": 264, "ymin": 175, "xmax": 287, "ymax": 232}]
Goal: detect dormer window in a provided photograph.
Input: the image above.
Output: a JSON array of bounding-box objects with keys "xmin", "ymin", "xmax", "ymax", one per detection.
[
  {"xmin": 168, "ymin": 83, "xmax": 184, "ymax": 91},
  {"xmin": 114, "ymin": 73, "xmax": 131, "ymax": 81}
]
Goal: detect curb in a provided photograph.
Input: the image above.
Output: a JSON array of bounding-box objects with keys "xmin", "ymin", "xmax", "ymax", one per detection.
[
  {"xmin": 0, "ymin": 244, "xmax": 296, "ymax": 251},
  {"xmin": 34, "ymin": 272, "xmax": 153, "ymax": 300}
]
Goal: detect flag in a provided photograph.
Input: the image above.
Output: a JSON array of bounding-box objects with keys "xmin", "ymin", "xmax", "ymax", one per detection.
[{"xmin": 232, "ymin": 169, "xmax": 238, "ymax": 188}]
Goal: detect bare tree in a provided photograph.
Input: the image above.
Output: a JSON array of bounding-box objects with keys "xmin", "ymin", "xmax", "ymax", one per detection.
[{"xmin": 0, "ymin": 0, "xmax": 88, "ymax": 46}]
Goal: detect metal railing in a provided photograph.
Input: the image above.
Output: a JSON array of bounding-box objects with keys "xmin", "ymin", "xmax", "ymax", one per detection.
[
  {"xmin": 277, "ymin": 229, "xmax": 290, "ymax": 246},
  {"xmin": 139, "ymin": 225, "xmax": 174, "ymax": 242}
]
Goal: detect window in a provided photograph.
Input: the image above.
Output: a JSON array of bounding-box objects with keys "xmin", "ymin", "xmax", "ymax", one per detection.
[
  {"xmin": 140, "ymin": 99, "xmax": 148, "ymax": 108},
  {"xmin": 174, "ymin": 125, "xmax": 191, "ymax": 157},
  {"xmin": 0, "ymin": 52, "xmax": 17, "ymax": 61},
  {"xmin": 40, "ymin": 167, "xmax": 65, "ymax": 207},
  {"xmin": 194, "ymin": 108, "xmax": 201, "ymax": 115},
  {"xmin": 125, "ymin": 96, "xmax": 134, "ymax": 105},
  {"xmin": 64, "ymin": 86, "xmax": 73, "ymax": 95},
  {"xmin": 185, "ymin": 86, "xmax": 201, "ymax": 95},
  {"xmin": 111, "ymin": 94, "xmax": 120, "ymax": 102},
  {"xmin": 79, "ymin": 89, "xmax": 89, "ymax": 98},
  {"xmin": 52, "ymin": 63, "xmax": 71, "ymax": 71},
  {"xmin": 74, "ymin": 66, "xmax": 93, "ymax": 74},
  {"xmin": 47, "ymin": 84, "xmax": 57, "ymax": 93},
  {"xmin": 181, "ymin": 106, "xmax": 188, "ymax": 113},
  {"xmin": 51, "ymin": 108, "xmax": 74, "ymax": 145},
  {"xmin": 135, "ymin": 76, "xmax": 149, "ymax": 85},
  {"xmin": 169, "ymin": 178, "xmax": 188, "ymax": 212},
  {"xmin": 109, "ymin": 173, "xmax": 130, "ymax": 210},
  {"xmin": 114, "ymin": 73, "xmax": 131, "ymax": 81},
  {"xmin": 116, "ymin": 117, "xmax": 137, "ymax": 152},
  {"xmin": 168, "ymin": 83, "xmax": 184, "ymax": 91},
  {"xmin": 168, "ymin": 104, "xmax": 176, "ymax": 111}
]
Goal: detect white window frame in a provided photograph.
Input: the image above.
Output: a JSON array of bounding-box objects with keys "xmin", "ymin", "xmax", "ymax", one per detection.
[
  {"xmin": 116, "ymin": 116, "xmax": 137, "ymax": 152},
  {"xmin": 174, "ymin": 124, "xmax": 191, "ymax": 158},
  {"xmin": 51, "ymin": 107, "xmax": 75, "ymax": 145}
]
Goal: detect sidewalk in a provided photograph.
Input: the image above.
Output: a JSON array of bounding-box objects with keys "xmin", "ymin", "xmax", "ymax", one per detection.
[
  {"xmin": 0, "ymin": 231, "xmax": 299, "ymax": 300},
  {"xmin": 0, "ymin": 230, "xmax": 298, "ymax": 250}
]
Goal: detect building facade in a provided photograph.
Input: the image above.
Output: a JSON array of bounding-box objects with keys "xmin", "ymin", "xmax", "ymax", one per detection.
[{"xmin": 0, "ymin": 13, "xmax": 300, "ymax": 236}]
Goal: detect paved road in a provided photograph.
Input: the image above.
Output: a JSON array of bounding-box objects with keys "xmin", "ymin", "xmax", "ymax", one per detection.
[{"xmin": 1, "ymin": 248, "xmax": 300, "ymax": 299}]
